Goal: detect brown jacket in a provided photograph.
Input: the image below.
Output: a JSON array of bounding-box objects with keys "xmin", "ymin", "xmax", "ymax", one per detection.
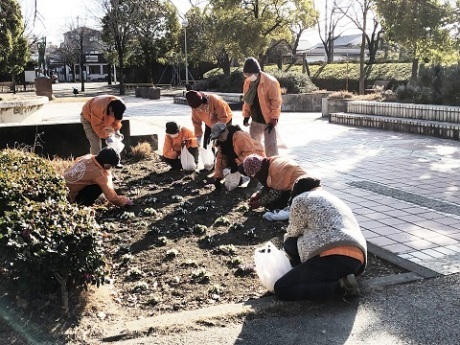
[
  {"xmin": 81, "ymin": 95, "xmax": 123, "ymax": 139},
  {"xmin": 266, "ymin": 156, "xmax": 307, "ymax": 191},
  {"xmin": 214, "ymin": 131, "xmax": 265, "ymax": 179},
  {"xmin": 191, "ymin": 93, "xmax": 233, "ymax": 138},
  {"xmin": 64, "ymin": 154, "xmax": 130, "ymax": 206},
  {"xmin": 163, "ymin": 127, "xmax": 198, "ymax": 160},
  {"xmin": 242, "ymin": 72, "xmax": 282, "ymax": 124}
]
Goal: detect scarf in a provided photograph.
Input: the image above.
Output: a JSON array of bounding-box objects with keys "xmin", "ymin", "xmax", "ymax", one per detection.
[{"xmin": 242, "ymin": 76, "xmax": 260, "ymax": 106}]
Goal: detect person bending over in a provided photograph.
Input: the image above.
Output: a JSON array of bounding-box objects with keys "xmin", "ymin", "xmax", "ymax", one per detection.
[
  {"xmin": 209, "ymin": 122, "xmax": 265, "ymax": 189},
  {"xmin": 80, "ymin": 95, "xmax": 126, "ymax": 156},
  {"xmin": 64, "ymin": 147, "xmax": 132, "ymax": 207},
  {"xmin": 162, "ymin": 121, "xmax": 199, "ymax": 170},
  {"xmin": 242, "ymin": 154, "xmax": 307, "ymax": 210},
  {"xmin": 274, "ymin": 175, "xmax": 367, "ymax": 301},
  {"xmin": 186, "ymin": 90, "xmax": 233, "ymax": 149}
]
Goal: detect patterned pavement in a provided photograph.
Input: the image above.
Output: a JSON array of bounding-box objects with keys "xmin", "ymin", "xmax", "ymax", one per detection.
[{"xmin": 36, "ymin": 91, "xmax": 460, "ymax": 276}]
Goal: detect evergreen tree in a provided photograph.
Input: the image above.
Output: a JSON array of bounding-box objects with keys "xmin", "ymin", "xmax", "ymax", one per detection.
[{"xmin": 0, "ymin": 0, "xmax": 30, "ymax": 85}]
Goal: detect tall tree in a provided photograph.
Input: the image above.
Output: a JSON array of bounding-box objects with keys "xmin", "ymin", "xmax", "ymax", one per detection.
[
  {"xmin": 338, "ymin": 0, "xmax": 380, "ymax": 94},
  {"xmin": 0, "ymin": 0, "xmax": 30, "ymax": 91},
  {"xmin": 376, "ymin": 0, "xmax": 451, "ymax": 79},
  {"xmin": 317, "ymin": 0, "xmax": 350, "ymax": 63},
  {"xmin": 129, "ymin": 0, "xmax": 180, "ymax": 83},
  {"xmin": 100, "ymin": 0, "xmax": 138, "ymax": 95}
]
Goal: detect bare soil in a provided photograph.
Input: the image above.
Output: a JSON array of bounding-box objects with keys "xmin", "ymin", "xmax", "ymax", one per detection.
[{"xmin": 0, "ymin": 152, "xmax": 407, "ymax": 344}]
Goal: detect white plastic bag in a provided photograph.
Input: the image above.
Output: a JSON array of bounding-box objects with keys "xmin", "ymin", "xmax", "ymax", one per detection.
[
  {"xmin": 180, "ymin": 146, "xmax": 197, "ymax": 172},
  {"xmin": 105, "ymin": 134, "xmax": 125, "ymax": 153},
  {"xmin": 262, "ymin": 206, "xmax": 290, "ymax": 221},
  {"xmin": 275, "ymin": 127, "xmax": 287, "ymax": 149},
  {"xmin": 254, "ymin": 241, "xmax": 292, "ymax": 293},
  {"xmin": 200, "ymin": 145, "xmax": 215, "ymax": 171},
  {"xmin": 223, "ymin": 170, "xmax": 241, "ymax": 191}
]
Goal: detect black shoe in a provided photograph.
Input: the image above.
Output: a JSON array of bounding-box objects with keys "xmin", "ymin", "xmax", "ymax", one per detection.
[{"xmin": 338, "ymin": 274, "xmax": 360, "ymax": 297}]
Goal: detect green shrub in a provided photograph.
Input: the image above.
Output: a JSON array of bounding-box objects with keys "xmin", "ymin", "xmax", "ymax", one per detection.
[
  {"xmin": 0, "ymin": 149, "xmax": 106, "ymax": 314},
  {"xmin": 204, "ymin": 69, "xmax": 317, "ymax": 94}
]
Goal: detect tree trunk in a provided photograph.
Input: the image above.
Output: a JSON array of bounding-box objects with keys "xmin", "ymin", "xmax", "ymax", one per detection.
[
  {"xmin": 107, "ymin": 63, "xmax": 113, "ymax": 85},
  {"xmin": 118, "ymin": 52, "xmax": 125, "ymax": 95},
  {"xmin": 411, "ymin": 57, "xmax": 419, "ymax": 79},
  {"xmin": 359, "ymin": 14, "xmax": 367, "ymax": 95}
]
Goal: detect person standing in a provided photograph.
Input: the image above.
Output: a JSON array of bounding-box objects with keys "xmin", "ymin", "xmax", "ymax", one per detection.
[
  {"xmin": 185, "ymin": 90, "xmax": 233, "ymax": 149},
  {"xmin": 209, "ymin": 122, "xmax": 265, "ymax": 188},
  {"xmin": 64, "ymin": 147, "xmax": 132, "ymax": 207},
  {"xmin": 242, "ymin": 153, "xmax": 307, "ymax": 211},
  {"xmin": 162, "ymin": 121, "xmax": 199, "ymax": 170},
  {"xmin": 274, "ymin": 175, "xmax": 367, "ymax": 301},
  {"xmin": 241, "ymin": 57, "xmax": 282, "ymax": 157},
  {"xmin": 80, "ymin": 95, "xmax": 126, "ymax": 156}
]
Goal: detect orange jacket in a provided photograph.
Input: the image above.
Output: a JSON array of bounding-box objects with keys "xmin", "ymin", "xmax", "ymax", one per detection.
[
  {"xmin": 163, "ymin": 127, "xmax": 198, "ymax": 160},
  {"xmin": 214, "ymin": 131, "xmax": 265, "ymax": 179},
  {"xmin": 64, "ymin": 154, "xmax": 130, "ymax": 206},
  {"xmin": 242, "ymin": 72, "xmax": 282, "ymax": 124},
  {"xmin": 191, "ymin": 93, "xmax": 233, "ymax": 138},
  {"xmin": 266, "ymin": 156, "xmax": 307, "ymax": 191},
  {"xmin": 81, "ymin": 95, "xmax": 123, "ymax": 139}
]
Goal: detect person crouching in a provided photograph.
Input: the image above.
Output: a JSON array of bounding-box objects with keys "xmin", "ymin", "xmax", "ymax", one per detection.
[
  {"xmin": 162, "ymin": 121, "xmax": 199, "ymax": 170},
  {"xmin": 64, "ymin": 147, "xmax": 132, "ymax": 207}
]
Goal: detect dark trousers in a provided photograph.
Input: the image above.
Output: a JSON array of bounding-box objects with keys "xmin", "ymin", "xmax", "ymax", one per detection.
[
  {"xmin": 75, "ymin": 184, "xmax": 102, "ymax": 206},
  {"xmin": 274, "ymin": 237, "xmax": 362, "ymax": 301}
]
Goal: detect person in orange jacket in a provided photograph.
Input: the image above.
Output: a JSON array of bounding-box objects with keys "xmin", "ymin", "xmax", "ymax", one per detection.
[
  {"xmin": 241, "ymin": 57, "xmax": 282, "ymax": 157},
  {"xmin": 162, "ymin": 121, "xmax": 199, "ymax": 170},
  {"xmin": 81, "ymin": 95, "xmax": 126, "ymax": 155},
  {"xmin": 64, "ymin": 147, "xmax": 132, "ymax": 207},
  {"xmin": 209, "ymin": 122, "xmax": 265, "ymax": 189},
  {"xmin": 242, "ymin": 153, "xmax": 307, "ymax": 210},
  {"xmin": 185, "ymin": 90, "xmax": 233, "ymax": 149}
]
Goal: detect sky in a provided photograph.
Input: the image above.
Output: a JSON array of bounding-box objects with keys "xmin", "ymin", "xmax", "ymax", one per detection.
[
  {"xmin": 19, "ymin": 0, "xmax": 192, "ymax": 45},
  {"xmin": 19, "ymin": 0, "xmax": 362, "ymax": 46}
]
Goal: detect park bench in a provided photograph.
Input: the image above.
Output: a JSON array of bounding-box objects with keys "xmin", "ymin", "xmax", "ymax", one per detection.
[
  {"xmin": 365, "ymin": 80, "xmax": 391, "ymax": 94},
  {"xmin": 0, "ymin": 82, "xmax": 14, "ymax": 93}
]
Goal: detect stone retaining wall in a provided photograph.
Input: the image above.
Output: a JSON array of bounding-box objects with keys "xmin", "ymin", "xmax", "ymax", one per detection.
[{"xmin": 135, "ymin": 87, "xmax": 161, "ymax": 100}]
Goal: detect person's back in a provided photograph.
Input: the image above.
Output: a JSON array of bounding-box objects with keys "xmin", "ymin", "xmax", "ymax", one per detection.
[{"xmin": 64, "ymin": 148, "xmax": 131, "ymax": 206}]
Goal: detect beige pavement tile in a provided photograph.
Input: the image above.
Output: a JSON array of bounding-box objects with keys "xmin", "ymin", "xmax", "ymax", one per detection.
[
  {"xmin": 409, "ymin": 228, "xmax": 441, "ymax": 238},
  {"xmin": 368, "ymin": 226, "xmax": 402, "ymax": 236},
  {"xmin": 368, "ymin": 236, "xmax": 397, "ymax": 246},
  {"xmin": 410, "ymin": 251, "xmax": 436, "ymax": 260},
  {"xmin": 444, "ymin": 244, "xmax": 460, "ymax": 253},
  {"xmin": 419, "ymin": 249, "xmax": 446, "ymax": 259},
  {"xmin": 395, "ymin": 214, "xmax": 426, "ymax": 223},
  {"xmin": 448, "ymin": 233, "xmax": 460, "ymax": 240},
  {"xmin": 382, "ymin": 243, "xmax": 413, "ymax": 254},
  {"xmin": 378, "ymin": 217, "xmax": 408, "ymax": 226},
  {"xmin": 388, "ymin": 233, "xmax": 420, "ymax": 242},
  {"xmin": 405, "ymin": 239, "xmax": 438, "ymax": 250},
  {"xmin": 403, "ymin": 207, "xmax": 432, "ymax": 215},
  {"xmin": 428, "ymin": 236, "xmax": 459, "ymax": 246},
  {"xmin": 432, "ymin": 246, "xmax": 458, "ymax": 255}
]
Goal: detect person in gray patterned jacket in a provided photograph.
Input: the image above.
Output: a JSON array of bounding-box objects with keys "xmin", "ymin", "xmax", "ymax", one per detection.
[{"xmin": 274, "ymin": 175, "xmax": 367, "ymax": 300}]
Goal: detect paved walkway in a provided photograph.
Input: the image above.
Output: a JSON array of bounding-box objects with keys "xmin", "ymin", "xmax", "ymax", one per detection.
[{"xmin": 33, "ymin": 91, "xmax": 460, "ymax": 276}]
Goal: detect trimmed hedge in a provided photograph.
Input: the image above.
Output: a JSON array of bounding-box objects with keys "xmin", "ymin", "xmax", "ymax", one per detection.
[{"xmin": 0, "ymin": 149, "xmax": 106, "ymax": 313}]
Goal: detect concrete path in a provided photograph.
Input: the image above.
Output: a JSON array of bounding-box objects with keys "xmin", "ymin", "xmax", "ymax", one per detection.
[{"xmin": 34, "ymin": 90, "xmax": 460, "ymax": 277}]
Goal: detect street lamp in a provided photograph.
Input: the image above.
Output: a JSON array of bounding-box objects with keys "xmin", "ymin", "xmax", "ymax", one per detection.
[{"xmin": 182, "ymin": 19, "xmax": 189, "ymax": 85}]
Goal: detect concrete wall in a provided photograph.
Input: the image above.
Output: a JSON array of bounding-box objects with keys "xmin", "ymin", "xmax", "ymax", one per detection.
[
  {"xmin": 135, "ymin": 87, "xmax": 161, "ymax": 100},
  {"xmin": 282, "ymin": 92, "xmax": 332, "ymax": 112},
  {"xmin": 0, "ymin": 120, "xmax": 131, "ymax": 158}
]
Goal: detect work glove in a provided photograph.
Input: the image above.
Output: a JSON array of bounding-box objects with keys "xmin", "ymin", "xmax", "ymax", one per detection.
[
  {"xmin": 125, "ymin": 198, "xmax": 133, "ymax": 206},
  {"xmin": 243, "ymin": 117, "xmax": 250, "ymax": 127},
  {"xmin": 265, "ymin": 118, "xmax": 278, "ymax": 134},
  {"xmin": 250, "ymin": 192, "xmax": 260, "ymax": 202},
  {"xmin": 248, "ymin": 199, "xmax": 260, "ymax": 209}
]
